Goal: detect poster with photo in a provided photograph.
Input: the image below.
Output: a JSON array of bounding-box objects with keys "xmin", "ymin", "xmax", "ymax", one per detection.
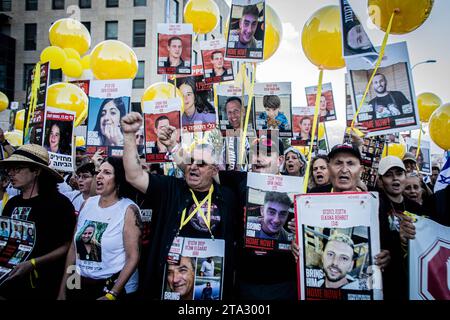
[
  {"xmin": 345, "ymin": 74, "xmax": 356, "ymax": 127},
  {"xmin": 292, "ymin": 106, "xmax": 315, "ymax": 146},
  {"xmin": 225, "ymin": 0, "xmax": 265, "ymax": 61},
  {"xmin": 305, "ymin": 83, "xmax": 337, "ymax": 122},
  {"xmin": 216, "ymin": 83, "xmax": 254, "ymax": 137},
  {"xmin": 340, "ymin": 0, "xmax": 377, "ymax": 57},
  {"xmin": 0, "ymin": 218, "xmax": 35, "ymax": 286},
  {"xmin": 162, "ymin": 237, "xmax": 225, "ymax": 301},
  {"xmin": 347, "ymin": 42, "xmax": 420, "ymax": 136},
  {"xmin": 200, "ymin": 38, "xmax": 234, "ymax": 84},
  {"xmin": 157, "ymin": 24, "xmax": 192, "ymax": 75},
  {"xmin": 42, "ymin": 107, "xmax": 75, "ymax": 172},
  {"xmin": 254, "ymin": 82, "xmax": 292, "ymax": 137},
  {"xmin": 86, "ymin": 79, "xmax": 132, "ymax": 157},
  {"xmin": 143, "ymin": 98, "xmax": 182, "ymax": 163},
  {"xmin": 75, "ymin": 220, "xmax": 108, "ymax": 263},
  {"xmin": 245, "ymin": 172, "xmax": 302, "ymax": 252},
  {"xmin": 360, "ymin": 136, "xmax": 386, "ymax": 188},
  {"xmin": 406, "ymin": 138, "xmax": 431, "ymax": 174},
  {"xmin": 295, "ymin": 192, "xmax": 382, "ymax": 300}
]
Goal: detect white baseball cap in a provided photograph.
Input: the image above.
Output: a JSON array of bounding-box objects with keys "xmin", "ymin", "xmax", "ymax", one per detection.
[{"xmin": 378, "ymin": 156, "xmax": 406, "ymax": 176}]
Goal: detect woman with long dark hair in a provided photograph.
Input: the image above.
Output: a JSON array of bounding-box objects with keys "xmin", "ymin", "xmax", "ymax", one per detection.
[{"xmin": 93, "ymin": 98, "xmax": 127, "ymax": 146}]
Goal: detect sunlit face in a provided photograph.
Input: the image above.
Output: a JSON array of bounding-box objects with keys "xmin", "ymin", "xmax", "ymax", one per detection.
[
  {"xmin": 329, "ymin": 153, "xmax": 362, "ymax": 192},
  {"xmin": 251, "ymin": 151, "xmax": 282, "ymax": 174},
  {"xmin": 81, "ymin": 226, "xmax": 95, "ymax": 244},
  {"xmin": 225, "ymin": 100, "xmax": 242, "ymax": 130},
  {"xmin": 404, "ymin": 176, "xmax": 422, "ymax": 204},
  {"xmin": 211, "ymin": 52, "xmax": 224, "ymax": 69},
  {"xmin": 313, "ymin": 158, "xmax": 329, "ymax": 186},
  {"xmin": 261, "ymin": 201, "xmax": 290, "ymax": 235},
  {"xmin": 167, "ymin": 256, "xmax": 195, "ymax": 300},
  {"xmin": 322, "ymin": 240, "xmax": 354, "ymax": 283},
  {"xmin": 49, "ymin": 124, "xmax": 60, "ymax": 152},
  {"xmin": 180, "ymin": 83, "xmax": 195, "ymax": 113},
  {"xmin": 373, "ymin": 74, "xmax": 387, "ymax": 94},
  {"xmin": 347, "ymin": 25, "xmax": 372, "ymax": 50},
  {"xmin": 100, "ymin": 101, "xmax": 121, "ymax": 135},
  {"xmin": 285, "ymin": 151, "xmax": 303, "ymax": 176},
  {"xmin": 239, "ymin": 14, "xmax": 258, "ymax": 44},
  {"xmin": 96, "ymin": 162, "xmax": 116, "ymax": 197},
  {"xmin": 168, "ymin": 39, "xmax": 182, "ymax": 60},
  {"xmin": 380, "ymin": 167, "xmax": 406, "ymax": 197},
  {"xmin": 185, "ymin": 148, "xmax": 218, "ymax": 192}
]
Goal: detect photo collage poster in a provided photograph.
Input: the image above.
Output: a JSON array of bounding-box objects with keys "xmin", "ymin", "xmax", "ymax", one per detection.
[
  {"xmin": 305, "ymin": 82, "xmax": 337, "ymax": 122},
  {"xmin": 295, "ymin": 192, "xmax": 382, "ymax": 300},
  {"xmin": 0, "ymin": 217, "xmax": 36, "ymax": 286},
  {"xmin": 42, "ymin": 106, "xmax": 76, "ymax": 172},
  {"xmin": 347, "ymin": 42, "xmax": 420, "ymax": 136},
  {"xmin": 163, "ymin": 237, "xmax": 225, "ymax": 301},
  {"xmin": 143, "ymin": 98, "xmax": 182, "ymax": 163},
  {"xmin": 245, "ymin": 172, "xmax": 303, "ymax": 252},
  {"xmin": 157, "ymin": 24, "xmax": 193, "ymax": 75},
  {"xmin": 200, "ymin": 38, "xmax": 234, "ymax": 84},
  {"xmin": 254, "ymin": 82, "xmax": 293, "ymax": 138},
  {"xmin": 86, "ymin": 79, "xmax": 132, "ymax": 157},
  {"xmin": 225, "ymin": 0, "xmax": 265, "ymax": 61},
  {"xmin": 406, "ymin": 138, "xmax": 432, "ymax": 174}
]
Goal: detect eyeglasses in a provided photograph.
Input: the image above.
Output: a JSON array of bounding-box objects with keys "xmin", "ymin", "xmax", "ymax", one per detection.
[
  {"xmin": 77, "ymin": 174, "xmax": 93, "ymax": 180},
  {"xmin": 5, "ymin": 166, "xmax": 29, "ymax": 174},
  {"xmin": 186, "ymin": 158, "xmax": 213, "ymax": 167}
]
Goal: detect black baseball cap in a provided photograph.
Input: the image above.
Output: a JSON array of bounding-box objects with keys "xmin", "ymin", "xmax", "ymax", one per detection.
[{"xmin": 328, "ymin": 143, "xmax": 362, "ymax": 162}]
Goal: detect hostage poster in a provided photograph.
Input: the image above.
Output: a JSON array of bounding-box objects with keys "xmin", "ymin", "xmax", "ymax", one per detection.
[
  {"xmin": 406, "ymin": 138, "xmax": 432, "ymax": 174},
  {"xmin": 295, "ymin": 192, "xmax": 382, "ymax": 300},
  {"xmin": 245, "ymin": 172, "xmax": 302, "ymax": 252},
  {"xmin": 162, "ymin": 237, "xmax": 225, "ymax": 301},
  {"xmin": 200, "ymin": 38, "xmax": 234, "ymax": 84},
  {"xmin": 305, "ymin": 83, "xmax": 337, "ymax": 122}
]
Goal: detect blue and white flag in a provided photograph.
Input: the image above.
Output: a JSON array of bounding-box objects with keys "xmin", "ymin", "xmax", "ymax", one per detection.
[{"xmin": 434, "ymin": 157, "xmax": 450, "ymax": 193}]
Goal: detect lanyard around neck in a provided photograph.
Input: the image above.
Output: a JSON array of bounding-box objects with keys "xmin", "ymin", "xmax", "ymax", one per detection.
[{"xmin": 179, "ymin": 185, "xmax": 214, "ymax": 237}]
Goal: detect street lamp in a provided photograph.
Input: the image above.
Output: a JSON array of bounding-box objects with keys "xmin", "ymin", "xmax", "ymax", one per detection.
[{"xmin": 412, "ymin": 60, "xmax": 437, "ymax": 70}]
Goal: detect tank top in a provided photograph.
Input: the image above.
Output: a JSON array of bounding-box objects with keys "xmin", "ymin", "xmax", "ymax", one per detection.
[{"xmin": 75, "ymin": 195, "xmax": 139, "ymax": 293}]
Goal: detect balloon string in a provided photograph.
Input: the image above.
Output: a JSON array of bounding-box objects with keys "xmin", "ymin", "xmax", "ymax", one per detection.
[
  {"xmin": 350, "ymin": 11, "xmax": 396, "ymax": 131},
  {"xmin": 24, "ymin": 62, "xmax": 41, "ymax": 142},
  {"xmin": 303, "ymin": 69, "xmax": 323, "ymax": 193},
  {"xmin": 239, "ymin": 63, "xmax": 256, "ymax": 165}
]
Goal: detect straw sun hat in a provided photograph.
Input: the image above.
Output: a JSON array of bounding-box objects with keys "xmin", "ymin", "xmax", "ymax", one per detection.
[{"xmin": 0, "ymin": 144, "xmax": 64, "ymax": 183}]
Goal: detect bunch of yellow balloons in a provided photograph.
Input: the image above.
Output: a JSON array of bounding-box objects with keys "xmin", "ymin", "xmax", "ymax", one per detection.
[{"xmin": 429, "ymin": 103, "xmax": 450, "ymax": 151}]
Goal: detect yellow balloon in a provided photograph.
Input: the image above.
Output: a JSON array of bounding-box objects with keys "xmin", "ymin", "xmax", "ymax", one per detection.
[
  {"xmin": 0, "ymin": 91, "xmax": 9, "ymax": 112},
  {"xmin": 49, "ymin": 18, "xmax": 91, "ymax": 55},
  {"xmin": 302, "ymin": 5, "xmax": 345, "ymax": 70},
  {"xmin": 14, "ymin": 109, "xmax": 25, "ymax": 131},
  {"xmin": 62, "ymin": 59, "xmax": 83, "ymax": 78},
  {"xmin": 91, "ymin": 40, "xmax": 138, "ymax": 80},
  {"xmin": 81, "ymin": 54, "xmax": 91, "ymax": 70},
  {"xmin": 294, "ymin": 146, "xmax": 309, "ymax": 156},
  {"xmin": 382, "ymin": 143, "xmax": 406, "ymax": 159},
  {"xmin": 46, "ymin": 83, "xmax": 88, "ymax": 127},
  {"xmin": 40, "ymin": 46, "xmax": 67, "ymax": 70},
  {"xmin": 429, "ymin": 103, "xmax": 450, "ymax": 150},
  {"xmin": 184, "ymin": 0, "xmax": 219, "ymax": 34},
  {"xmin": 417, "ymin": 92, "xmax": 441, "ymax": 123},
  {"xmin": 368, "ymin": 0, "xmax": 434, "ymax": 35},
  {"xmin": 75, "ymin": 136, "xmax": 86, "ymax": 147},
  {"xmin": 263, "ymin": 5, "xmax": 283, "ymax": 61},
  {"xmin": 4, "ymin": 130, "xmax": 23, "ymax": 147},
  {"xmin": 141, "ymin": 82, "xmax": 184, "ymax": 112},
  {"xmin": 63, "ymin": 48, "xmax": 81, "ymax": 62}
]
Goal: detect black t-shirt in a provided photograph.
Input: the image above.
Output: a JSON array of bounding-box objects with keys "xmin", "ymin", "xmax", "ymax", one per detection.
[
  {"xmin": 0, "ymin": 192, "xmax": 76, "ymax": 299},
  {"xmin": 368, "ymin": 91, "xmax": 410, "ymax": 118}
]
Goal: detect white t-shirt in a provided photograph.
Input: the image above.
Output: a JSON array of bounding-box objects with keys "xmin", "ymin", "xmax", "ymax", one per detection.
[
  {"xmin": 75, "ymin": 195, "xmax": 139, "ymax": 293},
  {"xmin": 200, "ymin": 259, "xmax": 215, "ymax": 277}
]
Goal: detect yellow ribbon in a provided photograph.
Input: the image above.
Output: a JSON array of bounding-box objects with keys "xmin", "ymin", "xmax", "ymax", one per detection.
[
  {"xmin": 180, "ymin": 185, "xmax": 214, "ymax": 235},
  {"xmin": 24, "ymin": 63, "xmax": 41, "ymax": 142},
  {"xmin": 302, "ymin": 69, "xmax": 324, "ymax": 193},
  {"xmin": 239, "ymin": 63, "xmax": 256, "ymax": 165},
  {"xmin": 350, "ymin": 12, "xmax": 396, "ymax": 130}
]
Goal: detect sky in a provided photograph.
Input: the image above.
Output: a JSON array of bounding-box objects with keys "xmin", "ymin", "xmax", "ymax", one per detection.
[{"xmin": 225, "ymin": 0, "xmax": 450, "ymax": 155}]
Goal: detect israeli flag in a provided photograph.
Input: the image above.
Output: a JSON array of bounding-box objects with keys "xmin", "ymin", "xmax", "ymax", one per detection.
[{"xmin": 434, "ymin": 157, "xmax": 450, "ymax": 193}]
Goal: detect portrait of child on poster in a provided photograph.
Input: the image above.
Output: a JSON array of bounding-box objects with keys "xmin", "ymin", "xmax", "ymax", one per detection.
[
  {"xmin": 305, "ymin": 82, "xmax": 337, "ymax": 122},
  {"xmin": 162, "ymin": 237, "xmax": 225, "ymax": 301},
  {"xmin": 406, "ymin": 138, "xmax": 431, "ymax": 174},
  {"xmin": 347, "ymin": 41, "xmax": 420, "ymax": 136},
  {"xmin": 225, "ymin": 0, "xmax": 265, "ymax": 61},
  {"xmin": 295, "ymin": 192, "xmax": 382, "ymax": 300},
  {"xmin": 86, "ymin": 79, "xmax": 131, "ymax": 156},
  {"xmin": 157, "ymin": 24, "xmax": 193, "ymax": 75},
  {"xmin": 200, "ymin": 38, "xmax": 234, "ymax": 84},
  {"xmin": 245, "ymin": 172, "xmax": 302, "ymax": 252},
  {"xmin": 254, "ymin": 82, "xmax": 292, "ymax": 137},
  {"xmin": 143, "ymin": 98, "xmax": 182, "ymax": 163},
  {"xmin": 43, "ymin": 106, "xmax": 75, "ymax": 172}
]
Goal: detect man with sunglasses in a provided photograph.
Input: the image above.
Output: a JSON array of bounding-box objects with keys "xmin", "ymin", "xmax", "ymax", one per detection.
[{"xmin": 121, "ymin": 112, "xmax": 236, "ymax": 300}]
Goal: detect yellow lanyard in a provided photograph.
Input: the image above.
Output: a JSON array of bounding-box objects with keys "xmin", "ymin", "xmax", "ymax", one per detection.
[
  {"xmin": 2, "ymin": 192, "xmax": 9, "ymax": 210},
  {"xmin": 179, "ymin": 185, "xmax": 214, "ymax": 236}
]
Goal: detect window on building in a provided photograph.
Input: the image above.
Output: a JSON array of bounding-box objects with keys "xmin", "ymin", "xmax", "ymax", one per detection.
[
  {"xmin": 24, "ymin": 23, "xmax": 37, "ymax": 51},
  {"xmin": 169, "ymin": 0, "xmax": 179, "ymax": 23},
  {"xmin": 23, "ymin": 64, "xmax": 35, "ymax": 90},
  {"xmin": 105, "ymin": 21, "xmax": 118, "ymax": 40},
  {"xmin": 133, "ymin": 61, "xmax": 145, "ymax": 89},
  {"xmin": 81, "ymin": 21, "xmax": 91, "ymax": 33},
  {"xmin": 134, "ymin": 0, "xmax": 146, "ymax": 6},
  {"xmin": 79, "ymin": 0, "xmax": 91, "ymax": 9},
  {"xmin": 133, "ymin": 20, "xmax": 146, "ymax": 47},
  {"xmin": 106, "ymin": 0, "xmax": 118, "ymax": 7},
  {"xmin": 50, "ymin": 69, "xmax": 63, "ymax": 85},
  {"xmin": 0, "ymin": 0, "xmax": 12, "ymax": 11},
  {"xmin": 52, "ymin": 0, "xmax": 64, "ymax": 10},
  {"xmin": 26, "ymin": 0, "xmax": 38, "ymax": 11}
]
